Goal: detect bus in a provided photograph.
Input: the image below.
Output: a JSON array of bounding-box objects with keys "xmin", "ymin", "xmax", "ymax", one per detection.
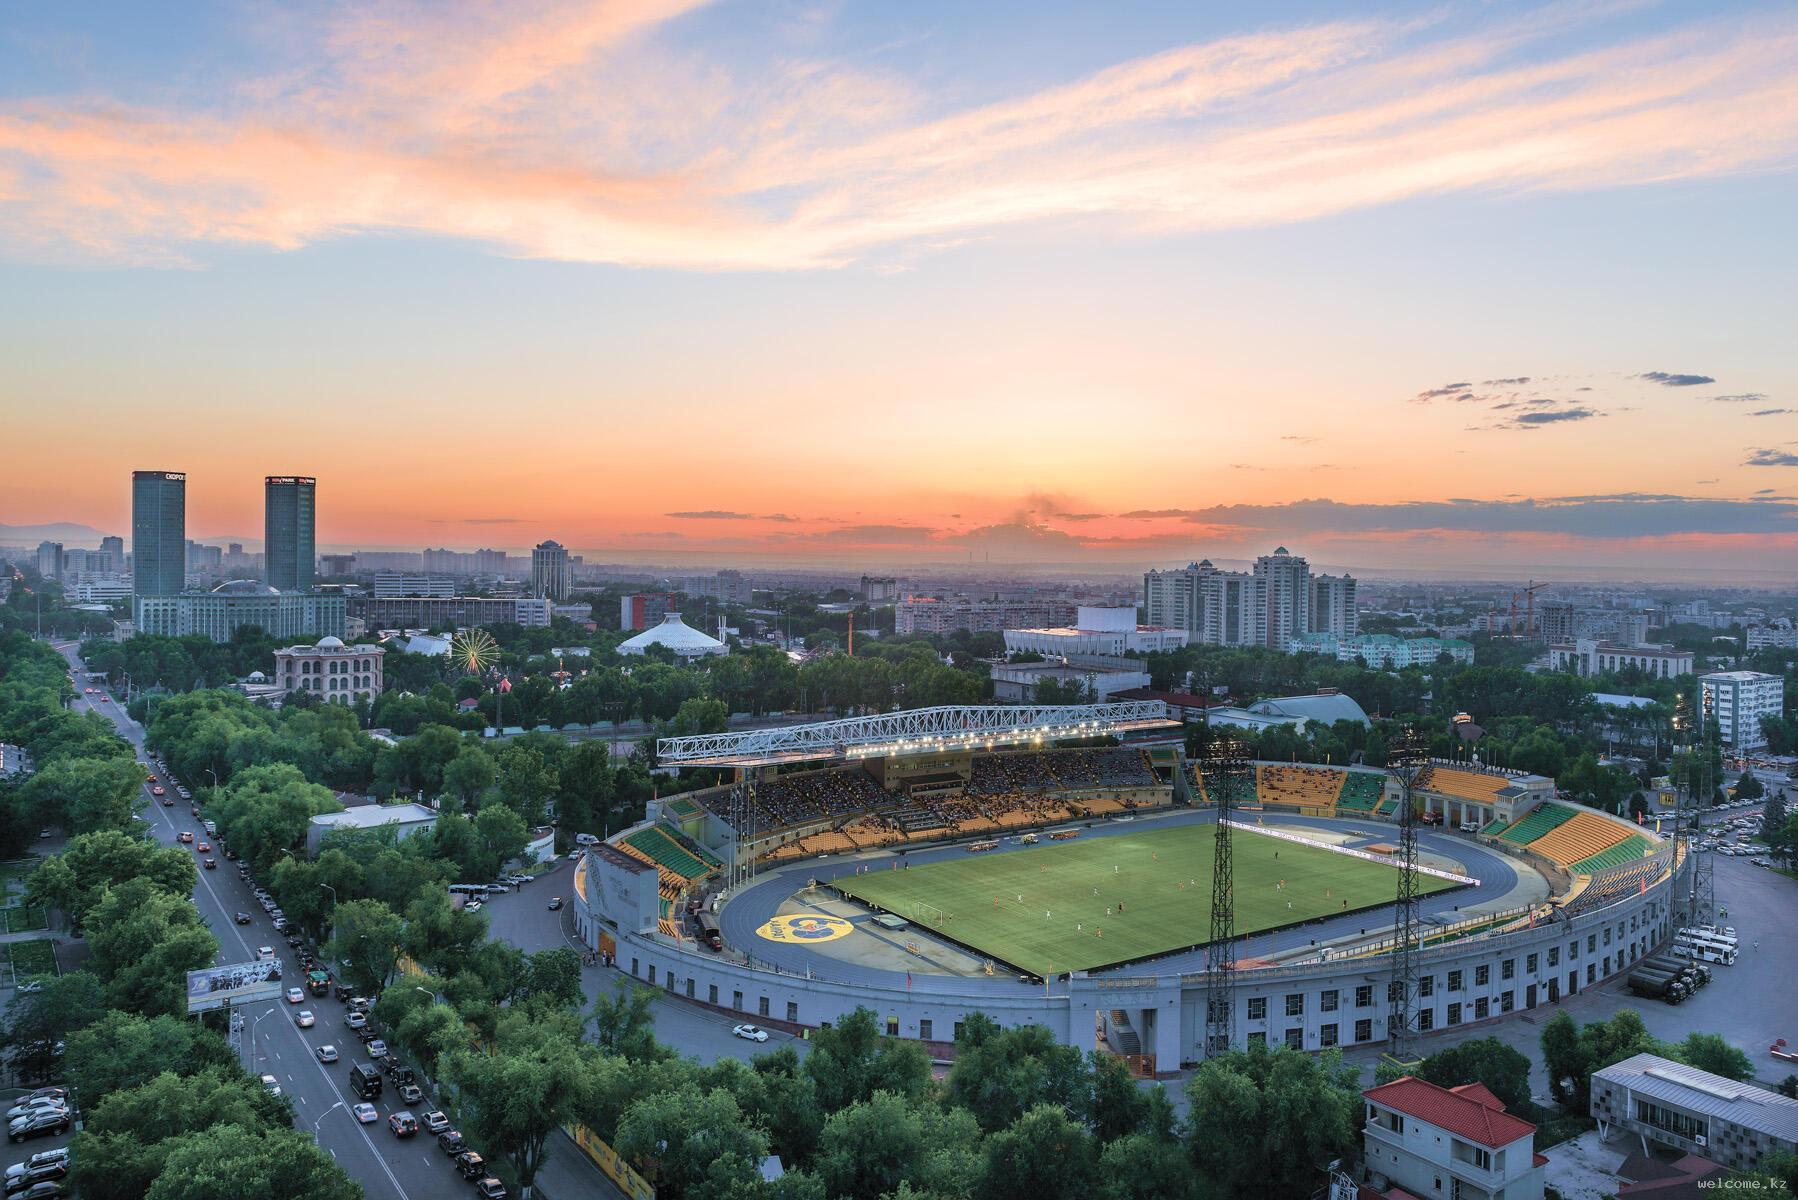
[
  {"xmin": 1673, "ymin": 933, "xmax": 1736, "ymax": 964},
  {"xmin": 695, "ymin": 912, "xmax": 723, "ymax": 951}
]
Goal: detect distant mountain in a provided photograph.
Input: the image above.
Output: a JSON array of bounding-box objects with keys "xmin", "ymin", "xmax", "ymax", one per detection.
[{"xmin": 0, "ymin": 521, "xmax": 113, "ymax": 546}]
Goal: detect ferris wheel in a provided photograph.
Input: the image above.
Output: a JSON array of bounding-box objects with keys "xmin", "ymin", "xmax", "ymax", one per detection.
[{"xmin": 449, "ymin": 628, "xmax": 500, "ymax": 677}]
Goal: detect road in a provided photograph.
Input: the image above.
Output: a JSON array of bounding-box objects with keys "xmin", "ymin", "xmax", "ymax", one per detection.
[{"xmin": 51, "ymin": 643, "xmax": 451, "ymax": 1200}]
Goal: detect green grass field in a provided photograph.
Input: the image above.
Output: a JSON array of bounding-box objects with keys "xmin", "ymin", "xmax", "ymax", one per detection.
[{"xmin": 836, "ymin": 823, "xmax": 1457, "ymax": 975}]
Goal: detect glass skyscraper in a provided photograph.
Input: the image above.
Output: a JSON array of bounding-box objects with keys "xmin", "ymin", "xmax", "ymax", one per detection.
[
  {"xmin": 264, "ymin": 476, "xmax": 316, "ymax": 592},
  {"xmin": 131, "ymin": 470, "xmax": 187, "ymax": 598}
]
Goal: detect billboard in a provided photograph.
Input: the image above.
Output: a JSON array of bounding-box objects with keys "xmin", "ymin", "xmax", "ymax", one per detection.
[{"xmin": 186, "ymin": 959, "xmax": 284, "ymax": 1014}]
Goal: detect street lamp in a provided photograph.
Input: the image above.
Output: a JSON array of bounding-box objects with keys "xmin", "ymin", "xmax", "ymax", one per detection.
[
  {"xmin": 249, "ymin": 1006, "xmax": 276, "ymax": 1075},
  {"xmin": 312, "ymin": 1100, "xmax": 346, "ymax": 1143}
]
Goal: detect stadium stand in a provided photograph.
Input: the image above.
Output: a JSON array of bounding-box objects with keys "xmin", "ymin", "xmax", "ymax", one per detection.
[
  {"xmin": 1498, "ymin": 802, "xmax": 1577, "ymax": 846},
  {"xmin": 622, "ymin": 824, "xmax": 714, "ymax": 881},
  {"xmin": 1519, "ymin": 810, "xmax": 1632, "ymax": 869},
  {"xmin": 1562, "ymin": 856, "xmax": 1668, "ymax": 914},
  {"xmin": 743, "ymin": 768, "xmax": 890, "ymax": 834},
  {"xmin": 1416, "ymin": 765, "xmax": 1514, "ymax": 803},
  {"xmin": 1256, "ymin": 764, "xmax": 1348, "ymax": 813},
  {"xmin": 1571, "ymin": 834, "xmax": 1653, "ymax": 874},
  {"xmin": 1337, "ymin": 772, "xmax": 1384, "ymax": 812},
  {"xmin": 1192, "ymin": 764, "xmax": 1259, "ymax": 807}
]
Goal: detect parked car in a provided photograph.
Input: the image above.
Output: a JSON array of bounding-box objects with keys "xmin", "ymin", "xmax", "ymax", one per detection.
[
  {"xmin": 387, "ymin": 1111, "xmax": 419, "ymax": 1137},
  {"xmin": 437, "ymin": 1130, "xmax": 466, "ymax": 1155},
  {"xmin": 367, "ymin": 1040, "xmax": 388, "ymax": 1059},
  {"xmin": 4, "ymin": 1102, "xmax": 65, "ymax": 1124},
  {"xmin": 732, "ymin": 1024, "xmax": 769, "ymax": 1043},
  {"xmin": 398, "ymin": 1083, "xmax": 423, "ymax": 1106},
  {"xmin": 5, "ymin": 1111, "xmax": 68, "ymax": 1145},
  {"xmin": 422, "ymin": 1111, "xmax": 451, "ymax": 1135},
  {"xmin": 456, "ymin": 1152, "xmax": 487, "ymax": 1180},
  {"xmin": 345, "ymin": 1012, "xmax": 367, "ymax": 1030},
  {"xmin": 474, "ymin": 1178, "xmax": 508, "ymax": 1200}
]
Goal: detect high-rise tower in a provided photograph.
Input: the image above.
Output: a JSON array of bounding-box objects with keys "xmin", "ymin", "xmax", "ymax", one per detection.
[
  {"xmin": 264, "ymin": 476, "xmax": 317, "ymax": 592},
  {"xmin": 132, "ymin": 470, "xmax": 187, "ymax": 598},
  {"xmin": 531, "ymin": 540, "xmax": 570, "ymax": 601}
]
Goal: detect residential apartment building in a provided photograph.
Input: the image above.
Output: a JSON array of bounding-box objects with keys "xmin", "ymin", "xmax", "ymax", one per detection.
[
  {"xmin": 1362, "ymin": 1075, "xmax": 1545, "ymax": 1200},
  {"xmin": 1144, "ymin": 550, "xmax": 1353, "ymax": 649},
  {"xmin": 1548, "ymin": 639, "xmax": 1694, "ymax": 679},
  {"xmin": 531, "ymin": 540, "xmax": 571, "ymax": 601},
  {"xmin": 1254, "ymin": 546, "xmax": 1311, "ymax": 648},
  {"xmin": 372, "ymin": 572, "xmax": 457, "ymax": 598},
  {"xmin": 674, "ymin": 569, "xmax": 752, "ymax": 606},
  {"xmin": 348, "ymin": 594, "xmax": 551, "ymax": 629},
  {"xmin": 34, "ymin": 541, "xmax": 62, "ymax": 580},
  {"xmin": 620, "ymin": 592, "xmax": 680, "ymax": 631},
  {"xmin": 1699, "ymin": 670, "xmax": 1785, "ymax": 751},
  {"xmin": 895, "ymin": 596, "xmax": 1077, "ymax": 636},
  {"xmin": 1310, "ymin": 573, "xmax": 1358, "ymax": 637}
]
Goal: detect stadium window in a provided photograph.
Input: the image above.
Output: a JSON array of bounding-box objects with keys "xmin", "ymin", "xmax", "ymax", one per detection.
[
  {"xmin": 1284, "ymin": 1028, "xmax": 1302, "ymax": 1049},
  {"xmin": 1285, "ymin": 993, "xmax": 1304, "ymax": 1017},
  {"xmin": 647, "ymin": 965, "xmax": 656, "ymax": 985},
  {"xmin": 1603, "ymin": 955, "xmax": 1612, "ymax": 976},
  {"xmin": 1527, "ymin": 952, "xmax": 1539, "ymax": 973},
  {"xmin": 1501, "ymin": 991, "xmax": 1514, "ymax": 1013},
  {"xmin": 1447, "ymin": 1002, "xmax": 1461, "ymax": 1026},
  {"xmin": 1447, "ymin": 970, "xmax": 1462, "ymax": 992},
  {"xmin": 1355, "ymin": 1019, "xmax": 1373, "ymax": 1043},
  {"xmin": 1419, "ymin": 976, "xmax": 1434, "ymax": 998},
  {"xmin": 1603, "ymin": 927, "xmax": 1612, "ymax": 947},
  {"xmin": 787, "ymin": 1001, "xmax": 799, "ymax": 1023},
  {"xmin": 1356, "ymin": 985, "xmax": 1373, "ymax": 1008},
  {"xmin": 1585, "ymin": 964, "xmax": 1595, "ymax": 985},
  {"xmin": 708, "ymin": 984, "xmax": 718, "ymax": 1006},
  {"xmin": 631, "ymin": 958, "xmax": 640, "ymax": 977},
  {"xmin": 1569, "ymin": 941, "xmax": 1579, "ymax": 961},
  {"xmin": 1586, "ymin": 934, "xmax": 1596, "ymax": 954},
  {"xmin": 1321, "ymin": 989, "xmax": 1339, "ymax": 1013},
  {"xmin": 1475, "ymin": 998, "xmax": 1489, "ymax": 1020},
  {"xmin": 1321, "ymin": 1023, "xmax": 1339, "ymax": 1048},
  {"xmin": 885, "ymin": 1015, "xmax": 898, "ymax": 1035},
  {"xmin": 733, "ymin": 990, "xmax": 743, "ymax": 1010},
  {"xmin": 1418, "ymin": 1009, "xmax": 1435, "ymax": 1032},
  {"xmin": 1248, "ymin": 997, "xmax": 1267, "ymax": 1021},
  {"xmin": 919, "ymin": 1019, "xmax": 932, "ymax": 1041},
  {"xmin": 1501, "ymin": 959, "xmax": 1515, "ymax": 981},
  {"xmin": 760, "ymin": 997, "xmax": 771, "ymax": 1018},
  {"xmin": 1475, "ymin": 964, "xmax": 1489, "ymax": 987},
  {"xmin": 953, "ymin": 1021, "xmax": 964, "ymax": 1042},
  {"xmin": 1547, "ymin": 947, "xmax": 1559, "ymax": 968},
  {"xmin": 1387, "ymin": 980, "xmax": 1403, "ymax": 1004},
  {"xmin": 686, "ymin": 979, "xmax": 695, "ymax": 999},
  {"xmin": 1248, "ymin": 1031, "xmax": 1267, "ymax": 1047}
]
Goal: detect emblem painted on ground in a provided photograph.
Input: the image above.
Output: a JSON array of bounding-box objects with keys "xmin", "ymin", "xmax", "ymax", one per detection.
[{"xmin": 756, "ymin": 915, "xmax": 854, "ymax": 943}]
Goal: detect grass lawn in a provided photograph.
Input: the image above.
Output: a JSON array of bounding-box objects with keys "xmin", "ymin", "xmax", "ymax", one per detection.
[
  {"xmin": 836, "ymin": 823, "xmax": 1458, "ymax": 975},
  {"xmin": 5, "ymin": 939, "xmax": 58, "ymax": 981},
  {"xmin": 0, "ymin": 906, "xmax": 47, "ymax": 934}
]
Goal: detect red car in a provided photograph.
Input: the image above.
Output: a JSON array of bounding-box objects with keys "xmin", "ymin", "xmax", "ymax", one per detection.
[
  {"xmin": 151, "ymin": 786, "xmax": 165, "ymax": 797},
  {"xmin": 197, "ymin": 842, "xmax": 211, "ymax": 852},
  {"xmin": 177, "ymin": 832, "xmax": 194, "ymax": 844}
]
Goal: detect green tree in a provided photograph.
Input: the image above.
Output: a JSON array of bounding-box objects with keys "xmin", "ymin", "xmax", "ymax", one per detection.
[
  {"xmin": 443, "ymin": 1010, "xmax": 594, "ymax": 1192},
  {"xmin": 1676, "ymin": 1032, "xmax": 1753, "ymax": 1081},
  {"xmin": 474, "ymin": 800, "xmax": 530, "ymax": 874},
  {"xmin": 1184, "ymin": 1043, "xmax": 1360, "ymax": 1200},
  {"xmin": 1540, "ymin": 1011, "xmax": 1585, "ymax": 1105},
  {"xmin": 443, "ymin": 745, "xmax": 496, "ymax": 809},
  {"xmin": 1415, "ymin": 1037, "xmax": 1534, "ymax": 1113},
  {"xmin": 590, "ymin": 978, "xmax": 664, "ymax": 1063},
  {"xmin": 815, "ymin": 1089, "xmax": 930, "ymax": 1200},
  {"xmin": 1097, "ymin": 1132, "xmax": 1198, "ymax": 1200},
  {"xmin": 72, "ymin": 1067, "xmax": 295, "ymax": 1200},
  {"xmin": 557, "ymin": 740, "xmax": 616, "ymax": 837},
  {"xmin": 400, "ymin": 883, "xmax": 489, "ymax": 976},
  {"xmin": 1085, "ymin": 1049, "xmax": 1153, "ymax": 1144},
  {"xmin": 980, "ymin": 1103, "xmax": 1098, "ymax": 1200},
  {"xmin": 25, "ymin": 828, "xmax": 196, "ymax": 930},
  {"xmin": 84, "ymin": 877, "xmax": 219, "ymax": 1015},
  {"xmin": 0, "ymin": 969, "xmax": 106, "ymax": 1082},
  {"xmin": 145, "ymin": 1123, "xmax": 361, "ymax": 1200},
  {"xmin": 805, "ymin": 1006, "xmax": 931, "ymax": 1112},
  {"xmin": 947, "ymin": 1017, "xmax": 1086, "ymax": 1132},
  {"xmin": 66, "ymin": 1011, "xmax": 238, "ymax": 1104},
  {"xmin": 25, "ymin": 755, "xmax": 144, "ymax": 834},
  {"xmin": 615, "ymin": 1083, "xmax": 769, "ymax": 1200},
  {"xmin": 496, "ymin": 744, "xmax": 559, "ymax": 826},
  {"xmin": 325, "ymin": 898, "xmax": 404, "ymax": 995}
]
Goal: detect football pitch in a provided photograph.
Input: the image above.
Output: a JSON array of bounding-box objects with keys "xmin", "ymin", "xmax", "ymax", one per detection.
[{"xmin": 834, "ymin": 823, "xmax": 1459, "ymax": 975}]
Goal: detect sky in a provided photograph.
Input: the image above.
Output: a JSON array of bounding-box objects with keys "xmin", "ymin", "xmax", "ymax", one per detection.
[{"xmin": 1, "ymin": 0, "xmax": 1796, "ymax": 579}]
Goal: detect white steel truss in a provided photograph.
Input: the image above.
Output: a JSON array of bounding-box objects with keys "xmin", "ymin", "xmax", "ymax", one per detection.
[{"xmin": 656, "ymin": 701, "xmax": 1175, "ymax": 766}]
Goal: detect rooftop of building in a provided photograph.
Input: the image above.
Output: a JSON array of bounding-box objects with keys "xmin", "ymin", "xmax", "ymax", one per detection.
[
  {"xmin": 1593, "ymin": 1053, "xmax": 1798, "ymax": 1142},
  {"xmin": 1698, "ymin": 670, "xmax": 1782, "ymax": 682},
  {"xmin": 308, "ymin": 802, "xmax": 438, "ymax": 829},
  {"xmin": 1362, "ymin": 1075, "xmax": 1537, "ymax": 1149},
  {"xmin": 618, "ymin": 612, "xmax": 727, "ymax": 655}
]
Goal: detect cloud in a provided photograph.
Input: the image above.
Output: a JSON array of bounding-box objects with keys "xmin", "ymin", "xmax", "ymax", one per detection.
[
  {"xmin": 1745, "ymin": 448, "xmax": 1798, "ymax": 467},
  {"xmin": 1413, "ymin": 383, "xmax": 1477, "ymax": 402},
  {"xmin": 1749, "ymin": 408, "xmax": 1794, "ymax": 417},
  {"xmin": 1512, "ymin": 406, "xmax": 1598, "ymax": 426},
  {"xmin": 1112, "ymin": 494, "xmax": 1798, "ymax": 537},
  {"xmin": 1636, "ymin": 372, "xmax": 1716, "ymax": 387},
  {"xmin": 665, "ymin": 510, "xmax": 801, "ymax": 521},
  {"xmin": 818, "ymin": 524, "xmax": 939, "ymax": 544},
  {"xmin": 1482, "ymin": 376, "xmax": 1531, "ymax": 386},
  {"xmin": 1712, "ymin": 393, "xmax": 1770, "ymax": 403},
  {"xmin": 457, "ymin": 517, "xmax": 525, "ymax": 524},
  {"xmin": 1281, "ymin": 435, "xmax": 1320, "ymax": 444},
  {"xmin": 4, "ymin": 4, "xmax": 1798, "ymax": 268}
]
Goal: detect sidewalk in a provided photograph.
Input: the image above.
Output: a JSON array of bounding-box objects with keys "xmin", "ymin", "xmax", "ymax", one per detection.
[{"xmin": 532, "ymin": 1129, "xmax": 629, "ymax": 1200}]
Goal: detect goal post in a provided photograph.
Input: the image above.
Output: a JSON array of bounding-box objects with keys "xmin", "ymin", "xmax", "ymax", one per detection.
[{"xmin": 914, "ymin": 900, "xmax": 949, "ymax": 927}]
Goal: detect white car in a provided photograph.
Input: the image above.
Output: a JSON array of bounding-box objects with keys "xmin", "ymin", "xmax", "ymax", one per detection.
[
  {"xmin": 296, "ymin": 1010, "xmax": 315, "ymax": 1028},
  {"xmin": 731, "ymin": 1024, "xmax": 769, "ymax": 1043},
  {"xmin": 4, "ymin": 1100, "xmax": 67, "ymax": 1123},
  {"xmin": 316, "ymin": 1044, "xmax": 339, "ymax": 1063},
  {"xmin": 259, "ymin": 1074, "xmax": 282, "ymax": 1097},
  {"xmin": 464, "ymin": 900, "xmax": 483, "ymax": 912},
  {"xmin": 345, "ymin": 1012, "xmax": 368, "ymax": 1029},
  {"xmin": 257, "ymin": 946, "xmax": 276, "ymax": 960},
  {"xmin": 353, "ymin": 1102, "xmax": 378, "ymax": 1124},
  {"xmin": 286, "ymin": 987, "xmax": 304, "ymax": 1004}
]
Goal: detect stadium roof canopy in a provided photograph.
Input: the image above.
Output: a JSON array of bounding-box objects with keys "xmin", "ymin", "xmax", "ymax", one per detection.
[{"xmin": 655, "ymin": 701, "xmax": 1179, "ymax": 768}]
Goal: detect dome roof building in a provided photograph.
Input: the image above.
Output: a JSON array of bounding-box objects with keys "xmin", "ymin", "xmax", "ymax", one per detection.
[{"xmin": 617, "ymin": 612, "xmax": 728, "ymax": 660}]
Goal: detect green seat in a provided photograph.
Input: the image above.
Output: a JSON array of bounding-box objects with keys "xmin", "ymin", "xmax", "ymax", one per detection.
[{"xmin": 1499, "ymin": 802, "xmax": 1577, "ymax": 845}]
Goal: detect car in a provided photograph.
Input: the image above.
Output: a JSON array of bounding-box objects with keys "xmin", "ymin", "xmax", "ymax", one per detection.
[
  {"xmin": 352, "ymin": 1103, "xmax": 378, "ymax": 1124},
  {"xmin": 177, "ymin": 831, "xmax": 194, "ymax": 843},
  {"xmin": 18, "ymin": 1091, "xmax": 65, "ymax": 1105},
  {"xmin": 295, "ymin": 1010, "xmax": 315, "ymax": 1028},
  {"xmin": 189, "ymin": 805, "xmax": 199, "ymax": 816},
  {"xmin": 474, "ymin": 1178, "xmax": 508, "ymax": 1200},
  {"xmin": 257, "ymin": 946, "xmax": 276, "ymax": 960},
  {"xmin": 463, "ymin": 900, "xmax": 482, "ymax": 912},
  {"xmin": 437, "ymin": 1130, "xmax": 466, "ymax": 1155},
  {"xmin": 12, "ymin": 1182, "xmax": 63, "ymax": 1200},
  {"xmin": 387, "ymin": 1111, "xmax": 418, "ymax": 1137},
  {"xmin": 161, "ymin": 796, "xmax": 174, "ymax": 806},
  {"xmin": 33, "ymin": 830, "xmax": 49, "ymax": 841},
  {"xmin": 456, "ymin": 1151, "xmax": 487, "ymax": 1180},
  {"xmin": 547, "ymin": 896, "xmax": 563, "ymax": 911},
  {"xmin": 345, "ymin": 1011, "xmax": 368, "ymax": 1029},
  {"xmin": 258, "ymin": 1074, "xmax": 282, "ymax": 1097},
  {"xmin": 311, "ymin": 1042, "xmax": 339, "ymax": 1063},
  {"xmin": 3, "ymin": 1102, "xmax": 65, "ymax": 1124},
  {"xmin": 6, "ymin": 1111, "xmax": 68, "ymax": 1144},
  {"xmin": 732, "ymin": 1024, "xmax": 770, "ymax": 1043},
  {"xmin": 347, "ymin": 996, "xmax": 372, "ymax": 1012},
  {"xmin": 3, "ymin": 1161, "xmax": 68, "ymax": 1192},
  {"xmin": 422, "ymin": 1110, "xmax": 451, "ymax": 1135},
  {"xmin": 233, "ymin": 913, "xmax": 253, "ymax": 928},
  {"xmin": 151, "ymin": 786, "xmax": 164, "ymax": 796},
  {"xmin": 203, "ymin": 858, "xmax": 216, "ymax": 870},
  {"xmin": 367, "ymin": 1040, "xmax": 388, "ymax": 1059},
  {"xmin": 354, "ymin": 1027, "xmax": 376, "ymax": 1043},
  {"xmin": 13, "ymin": 982, "xmax": 41, "ymax": 996},
  {"xmin": 398, "ymin": 1083, "xmax": 423, "ymax": 1106},
  {"xmin": 196, "ymin": 842, "xmax": 210, "ymax": 852}
]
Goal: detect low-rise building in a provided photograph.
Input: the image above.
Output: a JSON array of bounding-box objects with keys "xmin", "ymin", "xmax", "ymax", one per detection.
[
  {"xmin": 134, "ymin": 583, "xmax": 346, "ymax": 643},
  {"xmin": 617, "ymin": 612, "xmax": 728, "ymax": 660},
  {"xmin": 1207, "ymin": 690, "xmax": 1371, "ymax": 734},
  {"xmin": 620, "ymin": 592, "xmax": 680, "ymax": 631},
  {"xmin": 1362, "ymin": 1075, "xmax": 1545, "ymax": 1200},
  {"xmin": 897, "ymin": 596, "xmax": 1077, "ymax": 636},
  {"xmin": 0, "ymin": 743, "xmax": 32, "ymax": 780},
  {"xmin": 1592, "ymin": 1052, "xmax": 1798, "ymax": 1176},
  {"xmin": 989, "ymin": 655, "xmax": 1152, "ymax": 703},
  {"xmin": 1548, "ymin": 639, "xmax": 1693, "ymax": 680},
  {"xmin": 1698, "ymin": 670, "xmax": 1785, "ymax": 751},
  {"xmin": 1002, "ymin": 606, "xmax": 1188, "ymax": 657},
  {"xmin": 1290, "ymin": 632, "xmax": 1473, "ymax": 668},
  {"xmin": 306, "ymin": 802, "xmax": 439, "ymax": 855},
  {"xmin": 273, "ymin": 636, "xmax": 385, "ymax": 705},
  {"xmin": 349, "ymin": 594, "xmax": 551, "ymax": 629}
]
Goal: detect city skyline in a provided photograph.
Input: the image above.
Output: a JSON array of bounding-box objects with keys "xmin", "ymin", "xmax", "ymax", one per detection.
[{"xmin": 2, "ymin": 2, "xmax": 1796, "ymax": 578}]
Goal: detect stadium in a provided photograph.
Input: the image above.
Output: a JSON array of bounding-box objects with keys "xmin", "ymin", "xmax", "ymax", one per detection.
[{"xmin": 572, "ymin": 702, "xmax": 1678, "ymax": 1074}]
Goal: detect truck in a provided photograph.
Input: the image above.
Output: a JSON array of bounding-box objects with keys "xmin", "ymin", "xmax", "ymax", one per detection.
[
  {"xmin": 348, "ymin": 1063, "xmax": 383, "ymax": 1100},
  {"xmin": 306, "ymin": 969, "xmax": 330, "ymax": 997},
  {"xmin": 1626, "ymin": 967, "xmax": 1688, "ymax": 1003},
  {"xmin": 1643, "ymin": 955, "xmax": 1708, "ymax": 989},
  {"xmin": 695, "ymin": 912, "xmax": 723, "ymax": 951}
]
